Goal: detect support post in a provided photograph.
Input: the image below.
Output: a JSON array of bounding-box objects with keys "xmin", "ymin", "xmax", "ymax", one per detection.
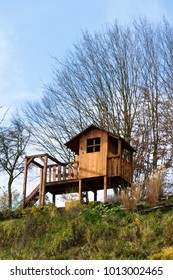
[
  {"xmin": 40, "ymin": 155, "xmax": 48, "ymax": 207},
  {"xmin": 79, "ymin": 179, "xmax": 82, "ymax": 203},
  {"xmin": 104, "ymin": 176, "xmax": 108, "ymax": 203},
  {"xmin": 118, "ymin": 139, "xmax": 122, "ymax": 175},
  {"xmin": 94, "ymin": 190, "xmax": 97, "ymax": 202},
  {"xmin": 22, "ymin": 157, "xmax": 28, "ymax": 209},
  {"xmin": 52, "ymin": 194, "xmax": 56, "ymax": 206},
  {"xmin": 39, "ymin": 168, "xmax": 43, "ymax": 207}
]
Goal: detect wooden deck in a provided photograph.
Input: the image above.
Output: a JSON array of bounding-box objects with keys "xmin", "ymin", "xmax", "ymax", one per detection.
[
  {"xmin": 22, "ymin": 153, "xmax": 132, "ymax": 208},
  {"xmin": 46, "ymin": 156, "xmax": 132, "ymax": 195}
]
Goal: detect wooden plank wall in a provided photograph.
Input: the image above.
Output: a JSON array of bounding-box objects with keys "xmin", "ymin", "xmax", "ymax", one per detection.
[{"xmin": 78, "ymin": 128, "xmax": 108, "ymax": 179}]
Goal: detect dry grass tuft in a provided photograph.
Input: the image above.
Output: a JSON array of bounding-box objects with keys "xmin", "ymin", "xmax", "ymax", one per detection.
[
  {"xmin": 145, "ymin": 167, "xmax": 165, "ymax": 206},
  {"xmin": 120, "ymin": 184, "xmax": 142, "ymax": 212}
]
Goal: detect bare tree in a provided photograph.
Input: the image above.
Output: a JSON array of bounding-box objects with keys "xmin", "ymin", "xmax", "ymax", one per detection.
[
  {"xmin": 0, "ymin": 106, "xmax": 9, "ymax": 126},
  {"xmin": 0, "ymin": 186, "xmax": 20, "ymax": 210},
  {"xmin": 0, "ymin": 120, "xmax": 30, "ymax": 208},
  {"xmin": 131, "ymin": 18, "xmax": 173, "ymax": 179},
  {"xmin": 22, "ymin": 18, "xmax": 173, "ymax": 179},
  {"xmin": 158, "ymin": 19, "xmax": 173, "ymax": 167},
  {"xmin": 24, "ymin": 22, "xmax": 141, "ymax": 160}
]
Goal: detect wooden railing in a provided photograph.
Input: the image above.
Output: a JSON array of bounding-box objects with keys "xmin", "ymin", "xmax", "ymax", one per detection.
[
  {"xmin": 107, "ymin": 156, "xmax": 132, "ymax": 184},
  {"xmin": 107, "ymin": 156, "xmax": 120, "ymax": 177},
  {"xmin": 121, "ymin": 158, "xmax": 132, "ymax": 183},
  {"xmin": 47, "ymin": 161, "xmax": 79, "ymax": 183},
  {"xmin": 46, "ymin": 158, "xmax": 131, "ymax": 184}
]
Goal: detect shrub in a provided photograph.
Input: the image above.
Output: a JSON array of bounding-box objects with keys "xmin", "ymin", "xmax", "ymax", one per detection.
[
  {"xmin": 145, "ymin": 167, "xmax": 164, "ymax": 206},
  {"xmin": 150, "ymin": 247, "xmax": 173, "ymax": 260},
  {"xmin": 120, "ymin": 185, "xmax": 141, "ymax": 212}
]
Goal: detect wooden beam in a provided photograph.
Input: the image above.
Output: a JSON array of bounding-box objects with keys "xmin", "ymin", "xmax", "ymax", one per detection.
[
  {"xmin": 38, "ymin": 156, "xmax": 45, "ymax": 163},
  {"xmin": 24, "ymin": 153, "xmax": 47, "ymax": 159},
  {"xmin": 47, "ymin": 164, "xmax": 58, "ymax": 168},
  {"xmin": 32, "ymin": 160, "xmax": 43, "ymax": 169},
  {"xmin": 47, "ymin": 154, "xmax": 64, "ymax": 165},
  {"xmin": 39, "ymin": 168, "xmax": 43, "ymax": 207},
  {"xmin": 79, "ymin": 180, "xmax": 82, "ymax": 203},
  {"xmin": 26, "ymin": 156, "xmax": 35, "ymax": 166},
  {"xmin": 40, "ymin": 154, "xmax": 48, "ymax": 207},
  {"xmin": 104, "ymin": 176, "xmax": 108, "ymax": 203}
]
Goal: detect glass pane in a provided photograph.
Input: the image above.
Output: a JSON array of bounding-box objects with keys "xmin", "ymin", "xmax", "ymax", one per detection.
[
  {"xmin": 95, "ymin": 137, "xmax": 100, "ymax": 145},
  {"xmin": 95, "ymin": 145, "xmax": 100, "ymax": 152},
  {"xmin": 87, "ymin": 138, "xmax": 94, "ymax": 146},
  {"xmin": 87, "ymin": 146, "xmax": 94, "ymax": 153}
]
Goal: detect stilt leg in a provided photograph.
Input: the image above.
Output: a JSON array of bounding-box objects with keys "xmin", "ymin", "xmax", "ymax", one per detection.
[
  {"xmin": 104, "ymin": 176, "xmax": 108, "ymax": 203},
  {"xmin": 52, "ymin": 194, "xmax": 56, "ymax": 206},
  {"xmin": 79, "ymin": 180, "xmax": 82, "ymax": 203},
  {"xmin": 94, "ymin": 190, "xmax": 97, "ymax": 202}
]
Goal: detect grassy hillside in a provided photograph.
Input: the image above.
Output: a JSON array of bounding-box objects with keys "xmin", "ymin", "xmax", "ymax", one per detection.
[{"xmin": 0, "ymin": 203, "xmax": 173, "ymax": 260}]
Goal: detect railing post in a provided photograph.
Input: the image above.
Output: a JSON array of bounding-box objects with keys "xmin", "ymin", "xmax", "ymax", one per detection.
[
  {"xmin": 53, "ymin": 166, "xmax": 56, "ymax": 181},
  {"xmin": 74, "ymin": 161, "xmax": 78, "ymax": 179},
  {"xmin": 48, "ymin": 166, "xmax": 51, "ymax": 182},
  {"xmin": 63, "ymin": 165, "xmax": 66, "ymax": 180},
  {"xmin": 58, "ymin": 165, "xmax": 61, "ymax": 181},
  {"xmin": 68, "ymin": 163, "xmax": 72, "ymax": 180}
]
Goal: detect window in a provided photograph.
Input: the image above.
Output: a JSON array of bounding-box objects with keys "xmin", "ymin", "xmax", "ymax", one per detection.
[{"xmin": 87, "ymin": 137, "xmax": 100, "ymax": 153}]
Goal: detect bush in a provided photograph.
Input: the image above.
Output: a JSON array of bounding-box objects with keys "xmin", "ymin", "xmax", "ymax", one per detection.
[
  {"xmin": 150, "ymin": 247, "xmax": 173, "ymax": 260},
  {"xmin": 120, "ymin": 185, "xmax": 141, "ymax": 212},
  {"xmin": 145, "ymin": 168, "xmax": 164, "ymax": 206}
]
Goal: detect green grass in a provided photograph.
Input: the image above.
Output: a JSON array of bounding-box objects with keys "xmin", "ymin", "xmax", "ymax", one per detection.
[{"xmin": 0, "ymin": 203, "xmax": 173, "ymax": 260}]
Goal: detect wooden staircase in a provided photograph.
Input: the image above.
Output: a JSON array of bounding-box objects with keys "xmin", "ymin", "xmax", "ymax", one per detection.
[
  {"xmin": 17, "ymin": 184, "xmax": 41, "ymax": 209},
  {"xmin": 24, "ymin": 184, "xmax": 40, "ymax": 207}
]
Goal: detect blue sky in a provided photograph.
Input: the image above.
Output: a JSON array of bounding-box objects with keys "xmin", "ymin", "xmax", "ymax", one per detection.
[{"xmin": 0, "ymin": 0, "xmax": 173, "ymax": 121}]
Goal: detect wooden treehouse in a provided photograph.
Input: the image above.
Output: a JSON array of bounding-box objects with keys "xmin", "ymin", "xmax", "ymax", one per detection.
[{"xmin": 22, "ymin": 125, "xmax": 135, "ymax": 208}]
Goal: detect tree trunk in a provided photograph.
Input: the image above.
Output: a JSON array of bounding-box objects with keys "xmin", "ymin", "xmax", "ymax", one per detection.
[{"xmin": 8, "ymin": 176, "xmax": 13, "ymax": 209}]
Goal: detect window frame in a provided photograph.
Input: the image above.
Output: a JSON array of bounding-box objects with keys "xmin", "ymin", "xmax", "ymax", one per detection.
[{"xmin": 86, "ymin": 137, "xmax": 101, "ymax": 153}]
